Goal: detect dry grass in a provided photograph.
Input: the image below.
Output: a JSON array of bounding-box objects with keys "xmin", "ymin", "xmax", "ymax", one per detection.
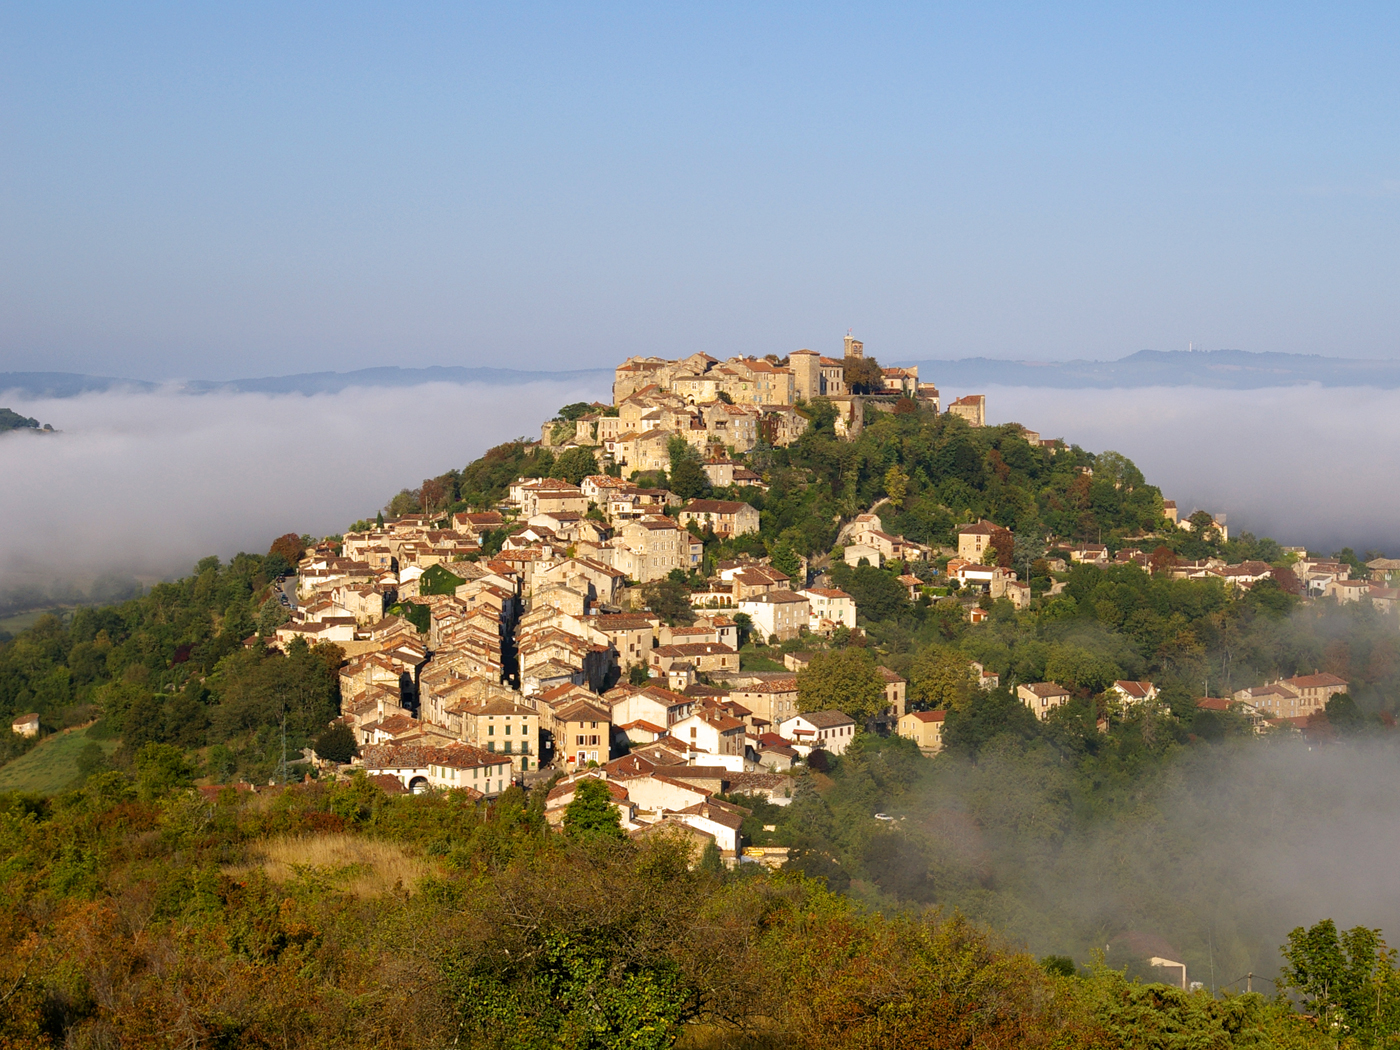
[{"xmin": 227, "ymin": 833, "xmax": 433, "ymax": 897}]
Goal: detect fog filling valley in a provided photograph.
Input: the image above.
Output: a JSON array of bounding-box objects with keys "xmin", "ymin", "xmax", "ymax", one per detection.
[
  {"xmin": 4, "ymin": 377, "xmax": 1399, "ymax": 980},
  {"xmin": 910, "ymin": 734, "xmax": 1400, "ymax": 984},
  {"xmin": 979, "ymin": 383, "xmax": 1400, "ymax": 557},
  {"xmin": 0, "ymin": 378, "xmax": 608, "ymax": 601}
]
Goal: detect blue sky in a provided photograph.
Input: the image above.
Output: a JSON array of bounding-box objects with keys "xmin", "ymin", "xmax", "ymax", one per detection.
[{"xmin": 2, "ymin": 2, "xmax": 1398, "ymax": 378}]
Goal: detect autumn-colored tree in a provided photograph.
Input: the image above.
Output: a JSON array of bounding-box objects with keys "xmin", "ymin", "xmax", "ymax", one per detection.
[
  {"xmin": 419, "ymin": 476, "xmax": 450, "ymax": 516},
  {"xmin": 1150, "ymin": 544, "xmax": 1177, "ymax": 575},
  {"xmin": 269, "ymin": 532, "xmax": 305, "ymax": 566},
  {"xmin": 988, "ymin": 528, "xmax": 1015, "ymax": 568}
]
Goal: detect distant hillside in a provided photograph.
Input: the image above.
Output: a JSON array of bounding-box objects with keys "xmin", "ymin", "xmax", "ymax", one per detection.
[
  {"xmin": 894, "ymin": 348, "xmax": 1400, "ymax": 389},
  {"xmin": 7, "ymin": 350, "xmax": 1400, "ymax": 397},
  {"xmin": 0, "ymin": 407, "xmax": 44, "ymax": 432},
  {"xmin": 0, "ymin": 365, "xmax": 612, "ymax": 399}
]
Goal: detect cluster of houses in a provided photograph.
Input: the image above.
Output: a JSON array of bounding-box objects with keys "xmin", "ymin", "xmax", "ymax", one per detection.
[
  {"xmin": 1195, "ymin": 671, "xmax": 1353, "ymax": 731},
  {"xmin": 250, "ymin": 340, "xmax": 1399, "ymax": 858},
  {"xmin": 546, "ymin": 335, "xmax": 959, "ymax": 463}
]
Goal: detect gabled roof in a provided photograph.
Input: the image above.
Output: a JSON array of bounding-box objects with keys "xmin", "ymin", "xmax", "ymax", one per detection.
[
  {"xmin": 905, "ymin": 710, "xmax": 946, "ymax": 723},
  {"xmin": 791, "ymin": 709, "xmax": 855, "ymax": 728}
]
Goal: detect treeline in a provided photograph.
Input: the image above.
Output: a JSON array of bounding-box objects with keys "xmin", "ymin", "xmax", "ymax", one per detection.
[
  {"xmin": 0, "ymin": 771, "xmax": 1353, "ymax": 1049},
  {"xmin": 0, "ymin": 548, "xmax": 341, "ymax": 783}
]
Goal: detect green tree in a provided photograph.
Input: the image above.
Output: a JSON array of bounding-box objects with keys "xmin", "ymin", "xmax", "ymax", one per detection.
[
  {"xmin": 910, "ymin": 645, "xmax": 974, "ymax": 711},
  {"xmin": 667, "ymin": 436, "xmax": 710, "ymax": 500},
  {"xmin": 133, "ymin": 742, "xmax": 196, "ymax": 800},
  {"xmin": 1280, "ymin": 919, "xmax": 1400, "ymax": 1045},
  {"xmin": 553, "ymin": 446, "xmax": 599, "ymax": 485},
  {"xmin": 884, "ymin": 465, "xmax": 909, "ymax": 508},
  {"xmin": 1044, "ymin": 644, "xmax": 1121, "ymax": 694},
  {"xmin": 797, "ymin": 648, "xmax": 886, "ymax": 721},
  {"xmin": 314, "ymin": 723, "xmax": 358, "ymax": 763},
  {"xmin": 641, "ymin": 578, "xmax": 695, "ymax": 626},
  {"xmin": 563, "ymin": 778, "xmax": 625, "ymax": 840},
  {"xmin": 770, "ymin": 537, "xmax": 801, "ymax": 578},
  {"xmin": 829, "ymin": 562, "xmax": 907, "ymax": 621}
]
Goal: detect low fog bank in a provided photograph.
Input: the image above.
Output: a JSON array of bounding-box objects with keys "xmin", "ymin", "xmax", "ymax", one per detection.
[
  {"xmin": 923, "ymin": 736, "xmax": 1400, "ymax": 986},
  {"xmin": 0, "ymin": 379, "xmax": 608, "ymax": 594},
  {"xmin": 974, "ymin": 384, "xmax": 1400, "ymax": 556}
]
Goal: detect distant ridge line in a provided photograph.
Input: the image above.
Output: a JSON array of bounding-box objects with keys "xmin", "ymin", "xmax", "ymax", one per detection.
[
  {"xmin": 6, "ymin": 349, "xmax": 1400, "ymax": 398},
  {"xmin": 891, "ymin": 349, "xmax": 1400, "ymax": 390},
  {"xmin": 0, "ymin": 365, "xmax": 613, "ymax": 399}
]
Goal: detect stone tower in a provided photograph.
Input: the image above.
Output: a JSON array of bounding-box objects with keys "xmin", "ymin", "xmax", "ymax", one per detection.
[{"xmin": 844, "ymin": 333, "xmax": 863, "ymax": 359}]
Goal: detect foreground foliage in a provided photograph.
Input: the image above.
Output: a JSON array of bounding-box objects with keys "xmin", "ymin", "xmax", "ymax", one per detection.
[{"xmin": 0, "ymin": 773, "xmax": 1339, "ymax": 1049}]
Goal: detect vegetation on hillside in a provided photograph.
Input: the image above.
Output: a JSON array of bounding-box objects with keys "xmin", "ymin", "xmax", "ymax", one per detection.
[
  {"xmin": 2, "ymin": 400, "xmax": 1398, "ymax": 1045},
  {"xmin": 0, "ymin": 773, "xmax": 1358, "ymax": 1048}
]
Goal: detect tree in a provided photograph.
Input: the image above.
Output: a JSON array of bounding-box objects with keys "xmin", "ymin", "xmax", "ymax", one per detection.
[
  {"xmin": 314, "ymin": 723, "xmax": 358, "ymax": 763},
  {"xmin": 884, "ymin": 466, "xmax": 909, "ymax": 508},
  {"xmin": 419, "ymin": 476, "xmax": 450, "ymax": 517},
  {"xmin": 1044, "ymin": 644, "xmax": 1121, "ymax": 695},
  {"xmin": 563, "ymin": 777, "xmax": 624, "ymax": 839},
  {"xmin": 385, "ymin": 488, "xmax": 421, "ymax": 518},
  {"xmin": 844, "ymin": 356, "xmax": 884, "ymax": 394},
  {"xmin": 668, "ymin": 436, "xmax": 710, "ymax": 500},
  {"xmin": 269, "ymin": 533, "xmax": 304, "ymax": 567},
  {"xmin": 988, "ymin": 528, "xmax": 1014, "ymax": 568},
  {"xmin": 830, "ymin": 562, "xmax": 907, "ymax": 621},
  {"xmin": 553, "ymin": 446, "xmax": 599, "ymax": 485},
  {"xmin": 941, "ymin": 687, "xmax": 1041, "ymax": 756},
  {"xmin": 797, "ymin": 648, "xmax": 886, "ymax": 721},
  {"xmin": 732, "ymin": 612, "xmax": 754, "ymax": 648},
  {"xmin": 1280, "ymin": 919, "xmax": 1400, "ymax": 1045},
  {"xmin": 1150, "ymin": 545, "xmax": 1177, "ymax": 576},
  {"xmin": 910, "ymin": 645, "xmax": 974, "ymax": 710},
  {"xmin": 555, "ymin": 401, "xmax": 594, "ymax": 421},
  {"xmin": 628, "ymin": 664, "xmax": 651, "ymax": 686},
  {"xmin": 770, "ymin": 537, "xmax": 801, "ymax": 578},
  {"xmin": 133, "ymin": 742, "xmax": 196, "ymax": 800},
  {"xmin": 641, "ymin": 578, "xmax": 695, "ymax": 626}
]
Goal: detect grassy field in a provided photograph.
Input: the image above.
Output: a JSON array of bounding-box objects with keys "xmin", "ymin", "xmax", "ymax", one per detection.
[
  {"xmin": 0, "ymin": 725, "xmax": 118, "ymax": 796},
  {"xmin": 0, "ymin": 607, "xmax": 69, "ymax": 636}
]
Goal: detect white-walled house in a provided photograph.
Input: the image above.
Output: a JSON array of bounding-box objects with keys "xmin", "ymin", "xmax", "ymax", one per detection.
[
  {"xmin": 801, "ymin": 587, "xmax": 857, "ymax": 631},
  {"xmin": 777, "ymin": 710, "xmax": 857, "ymax": 755}
]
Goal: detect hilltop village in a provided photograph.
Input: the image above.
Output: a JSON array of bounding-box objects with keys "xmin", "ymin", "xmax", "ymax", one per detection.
[{"xmin": 245, "ymin": 335, "xmax": 1393, "ymax": 864}]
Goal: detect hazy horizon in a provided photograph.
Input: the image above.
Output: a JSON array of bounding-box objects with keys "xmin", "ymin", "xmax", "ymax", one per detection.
[{"xmin": 2, "ymin": 379, "xmax": 1394, "ymax": 604}]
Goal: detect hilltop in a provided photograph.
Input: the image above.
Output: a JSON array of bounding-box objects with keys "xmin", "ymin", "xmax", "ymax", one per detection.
[{"xmin": 1, "ymin": 340, "xmax": 1399, "ymax": 1047}]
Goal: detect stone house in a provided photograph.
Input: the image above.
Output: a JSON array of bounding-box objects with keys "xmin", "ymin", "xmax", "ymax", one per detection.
[
  {"xmin": 677, "ymin": 499, "xmax": 760, "ymax": 538},
  {"xmin": 738, "ymin": 591, "xmax": 811, "ymax": 642},
  {"xmin": 1017, "ymin": 682, "xmax": 1072, "ymax": 720},
  {"xmin": 650, "ymin": 642, "xmax": 739, "ymax": 675}
]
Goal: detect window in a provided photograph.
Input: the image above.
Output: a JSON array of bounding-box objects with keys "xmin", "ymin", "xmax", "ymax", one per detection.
[
  {"xmin": 577, "ymin": 735, "xmax": 584, "ymax": 745},
  {"xmin": 504, "ymin": 742, "xmax": 513, "ymax": 754},
  {"xmin": 505, "ymin": 723, "xmax": 512, "ymax": 735},
  {"xmin": 488, "ymin": 725, "xmax": 495, "ymax": 736}
]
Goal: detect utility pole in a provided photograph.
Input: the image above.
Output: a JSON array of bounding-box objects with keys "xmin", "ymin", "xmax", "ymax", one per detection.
[{"xmin": 1247, "ymin": 972, "xmax": 1253, "ymax": 994}]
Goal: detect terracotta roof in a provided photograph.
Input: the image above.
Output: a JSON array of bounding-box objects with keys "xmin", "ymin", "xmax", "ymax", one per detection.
[{"xmin": 905, "ymin": 710, "xmax": 946, "ymax": 723}]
